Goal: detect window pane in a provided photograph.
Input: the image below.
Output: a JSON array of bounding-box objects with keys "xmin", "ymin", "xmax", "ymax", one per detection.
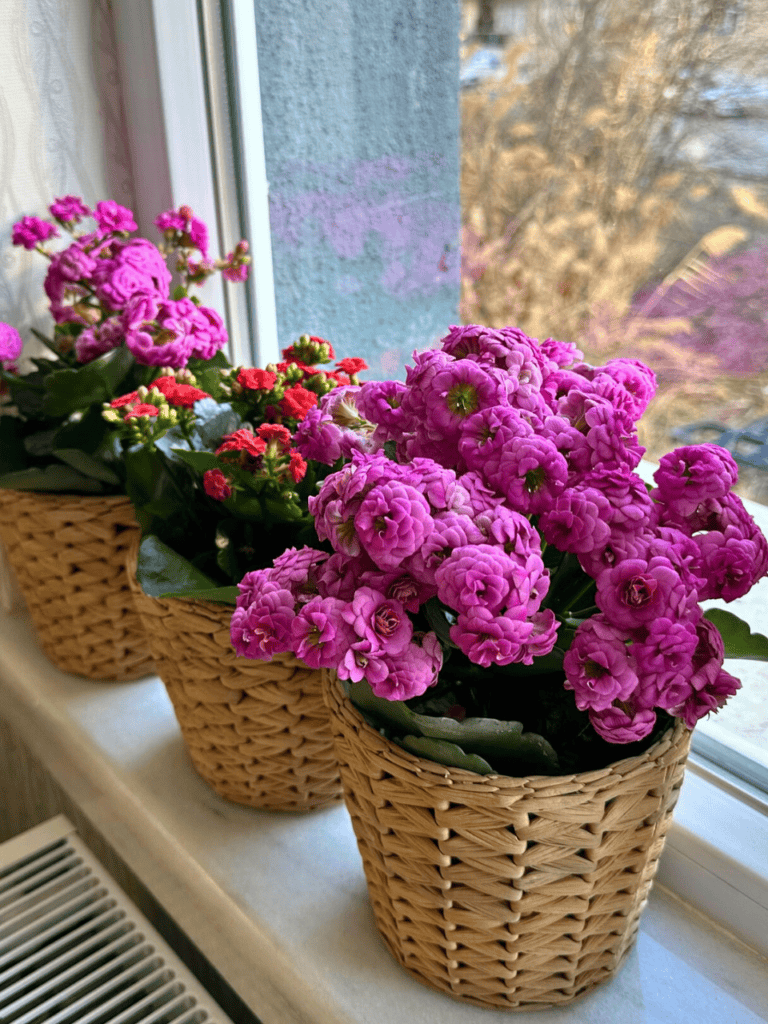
[{"xmin": 461, "ymin": 0, "xmax": 768, "ymax": 782}]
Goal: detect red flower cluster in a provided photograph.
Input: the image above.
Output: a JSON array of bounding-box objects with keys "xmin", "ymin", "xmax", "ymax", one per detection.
[{"xmin": 149, "ymin": 376, "xmax": 211, "ymax": 407}]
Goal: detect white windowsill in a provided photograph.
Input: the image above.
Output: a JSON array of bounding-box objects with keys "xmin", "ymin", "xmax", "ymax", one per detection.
[{"xmin": 0, "ymin": 609, "xmax": 766, "ymax": 1023}]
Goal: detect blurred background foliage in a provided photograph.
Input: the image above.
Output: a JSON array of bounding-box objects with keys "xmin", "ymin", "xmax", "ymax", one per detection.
[{"xmin": 460, "ymin": 0, "xmax": 768, "ymax": 501}]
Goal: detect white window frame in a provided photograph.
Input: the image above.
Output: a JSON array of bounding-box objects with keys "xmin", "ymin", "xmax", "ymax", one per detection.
[
  {"xmin": 110, "ymin": 0, "xmax": 768, "ymax": 959},
  {"xmin": 111, "ymin": 0, "xmax": 279, "ymax": 366}
]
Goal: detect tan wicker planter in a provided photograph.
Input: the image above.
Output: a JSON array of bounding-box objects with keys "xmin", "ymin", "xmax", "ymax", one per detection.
[
  {"xmin": 325, "ymin": 673, "xmax": 691, "ymax": 1011},
  {"xmin": 0, "ymin": 489, "xmax": 153, "ymax": 680},
  {"xmin": 130, "ymin": 572, "xmax": 342, "ymax": 812}
]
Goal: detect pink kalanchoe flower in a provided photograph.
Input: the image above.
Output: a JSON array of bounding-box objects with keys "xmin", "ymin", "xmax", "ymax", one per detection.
[
  {"xmin": 230, "ymin": 582, "xmax": 294, "ymax": 660},
  {"xmin": 669, "ymin": 669, "xmax": 741, "ymax": 728},
  {"xmin": 539, "ymin": 487, "xmax": 613, "ymax": 556},
  {"xmin": 356, "ymin": 380, "xmax": 409, "ymax": 438},
  {"xmin": 0, "ymin": 323, "xmax": 23, "ymax": 363},
  {"xmin": 49, "ymin": 195, "xmax": 90, "ymax": 224},
  {"xmin": 406, "ymin": 511, "xmax": 485, "ymax": 585},
  {"xmin": 435, "ymin": 544, "xmax": 519, "ymax": 616},
  {"xmin": 122, "ymin": 293, "xmax": 195, "ymax": 368},
  {"xmin": 317, "ymin": 551, "xmax": 376, "ymax": 601},
  {"xmin": 75, "ymin": 318, "xmax": 125, "ymax": 363},
  {"xmin": 450, "ymin": 607, "xmax": 535, "ymax": 667},
  {"xmin": 341, "ymin": 586, "xmax": 413, "ymax": 656},
  {"xmin": 563, "ymin": 614, "xmax": 639, "ymax": 712},
  {"xmin": 494, "ymin": 434, "xmax": 569, "ymax": 515},
  {"xmin": 270, "ymin": 546, "xmax": 329, "ymax": 601},
  {"xmin": 203, "ymin": 468, "xmax": 232, "ymax": 501},
  {"xmin": 355, "ymin": 480, "xmax": 434, "ymax": 570},
  {"xmin": 291, "ymin": 595, "xmax": 356, "ymax": 668},
  {"xmin": 458, "ymin": 405, "xmax": 533, "ymax": 481},
  {"xmin": 93, "ymin": 200, "xmax": 137, "ymax": 235},
  {"xmin": 519, "ymin": 609, "xmax": 560, "ymax": 664},
  {"xmin": 589, "ymin": 704, "xmax": 657, "ymax": 744},
  {"xmin": 595, "ymin": 556, "xmax": 694, "ymax": 631},
  {"xmin": 357, "ymin": 568, "xmax": 434, "ymax": 613},
  {"xmin": 652, "ymin": 444, "xmax": 739, "ymax": 516},
  {"xmin": 422, "ymin": 359, "xmax": 508, "ymax": 444},
  {"xmin": 93, "ymin": 238, "xmax": 172, "ymax": 310},
  {"xmin": 222, "ymin": 260, "xmax": 249, "ymax": 283},
  {"xmin": 369, "ymin": 639, "xmax": 442, "ymax": 701},
  {"xmin": 694, "ymin": 523, "xmax": 768, "ymax": 602},
  {"xmin": 12, "ymin": 215, "xmax": 59, "ymax": 249}
]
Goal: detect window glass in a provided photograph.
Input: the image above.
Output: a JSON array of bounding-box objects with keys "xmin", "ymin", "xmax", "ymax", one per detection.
[{"xmin": 460, "ymin": 0, "xmax": 768, "ymax": 782}]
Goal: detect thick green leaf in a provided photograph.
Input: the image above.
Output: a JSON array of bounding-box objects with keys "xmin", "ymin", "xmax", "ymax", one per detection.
[
  {"xmin": 41, "ymin": 346, "xmax": 134, "ymax": 417},
  {"xmin": 53, "ymin": 449, "xmax": 121, "ymax": 486},
  {"xmin": 159, "ymin": 584, "xmax": 239, "ymax": 604},
  {"xmin": 137, "ymin": 535, "xmax": 221, "ymax": 599},
  {"xmin": 171, "ymin": 449, "xmax": 221, "ymax": 473},
  {"xmin": 190, "ymin": 399, "xmax": 241, "ymax": 450},
  {"xmin": 347, "ymin": 679, "xmax": 560, "ymax": 773},
  {"xmin": 0, "ymin": 464, "xmax": 105, "ymax": 493},
  {"xmin": 397, "ymin": 736, "xmax": 495, "ymax": 775},
  {"xmin": 704, "ymin": 609, "xmax": 768, "ymax": 661}
]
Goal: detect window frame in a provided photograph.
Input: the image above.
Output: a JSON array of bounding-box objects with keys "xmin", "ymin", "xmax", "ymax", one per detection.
[
  {"xmin": 111, "ymin": 0, "xmax": 279, "ymax": 366},
  {"xmin": 111, "ymin": 0, "xmax": 768, "ymax": 958}
]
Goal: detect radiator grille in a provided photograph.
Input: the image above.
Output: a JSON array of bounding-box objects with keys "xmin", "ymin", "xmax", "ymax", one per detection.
[{"xmin": 0, "ymin": 817, "xmax": 234, "ymax": 1024}]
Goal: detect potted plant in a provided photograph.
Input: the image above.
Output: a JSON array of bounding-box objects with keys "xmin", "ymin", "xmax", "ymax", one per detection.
[
  {"xmin": 232, "ymin": 323, "xmax": 768, "ymax": 1007},
  {"xmin": 0, "ymin": 197, "xmax": 247, "ymax": 679},
  {"xmin": 108, "ymin": 336, "xmax": 370, "ymax": 810}
]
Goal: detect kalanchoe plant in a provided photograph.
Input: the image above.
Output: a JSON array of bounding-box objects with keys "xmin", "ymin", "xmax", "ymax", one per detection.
[
  {"xmin": 230, "ymin": 323, "xmax": 768, "ymax": 776},
  {"xmin": 104, "ymin": 335, "xmax": 369, "ymax": 602},
  {"xmin": 0, "ymin": 196, "xmax": 249, "ymax": 494}
]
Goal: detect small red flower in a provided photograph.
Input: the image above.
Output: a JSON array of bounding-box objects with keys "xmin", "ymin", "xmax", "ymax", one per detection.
[
  {"xmin": 203, "ymin": 468, "xmax": 232, "ymax": 500},
  {"xmin": 288, "ymin": 450, "xmax": 307, "ymax": 482},
  {"xmin": 257, "ymin": 423, "xmax": 292, "ymax": 446},
  {"xmin": 237, "ymin": 367, "xmax": 277, "ymax": 391},
  {"xmin": 149, "ymin": 377, "xmax": 210, "ymax": 407},
  {"xmin": 215, "ymin": 428, "xmax": 267, "ymax": 458},
  {"xmin": 124, "ymin": 403, "xmax": 160, "ymax": 420},
  {"xmin": 275, "ymin": 359, "xmax": 313, "ymax": 377},
  {"xmin": 279, "ymin": 384, "xmax": 318, "ymax": 421},
  {"xmin": 110, "ymin": 390, "xmax": 140, "ymax": 408},
  {"xmin": 335, "ymin": 357, "xmax": 368, "ymax": 376}
]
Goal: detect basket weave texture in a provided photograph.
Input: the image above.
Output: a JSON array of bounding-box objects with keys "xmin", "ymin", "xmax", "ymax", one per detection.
[
  {"xmin": 325, "ymin": 674, "xmax": 691, "ymax": 1011},
  {"xmin": 130, "ymin": 575, "xmax": 342, "ymax": 811},
  {"xmin": 0, "ymin": 489, "xmax": 153, "ymax": 680}
]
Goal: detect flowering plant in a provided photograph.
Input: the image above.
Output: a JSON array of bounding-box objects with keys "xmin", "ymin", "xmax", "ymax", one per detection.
[
  {"xmin": 104, "ymin": 334, "xmax": 369, "ymax": 602},
  {"xmin": 0, "ymin": 196, "xmax": 248, "ymax": 494},
  {"xmin": 231, "ymin": 324, "xmax": 768, "ymax": 775}
]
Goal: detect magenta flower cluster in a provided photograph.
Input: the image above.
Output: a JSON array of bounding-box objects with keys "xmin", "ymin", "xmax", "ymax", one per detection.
[
  {"xmin": 10, "ymin": 196, "xmax": 249, "ymax": 368},
  {"xmin": 232, "ymin": 323, "xmax": 768, "ymax": 744}
]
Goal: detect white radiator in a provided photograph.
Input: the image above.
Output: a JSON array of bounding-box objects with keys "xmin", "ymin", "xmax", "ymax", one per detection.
[{"xmin": 0, "ymin": 816, "xmax": 235, "ymax": 1024}]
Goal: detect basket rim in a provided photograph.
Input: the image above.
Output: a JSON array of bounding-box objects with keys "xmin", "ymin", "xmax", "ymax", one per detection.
[
  {"xmin": 0, "ymin": 487, "xmax": 131, "ymax": 507},
  {"xmin": 327, "ymin": 672, "xmax": 691, "ymax": 786}
]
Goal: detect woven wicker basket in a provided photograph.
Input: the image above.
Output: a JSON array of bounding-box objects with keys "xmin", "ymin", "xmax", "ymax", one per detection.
[
  {"xmin": 129, "ymin": 569, "xmax": 342, "ymax": 811},
  {"xmin": 0, "ymin": 489, "xmax": 154, "ymax": 680},
  {"xmin": 325, "ymin": 674, "xmax": 691, "ymax": 1011}
]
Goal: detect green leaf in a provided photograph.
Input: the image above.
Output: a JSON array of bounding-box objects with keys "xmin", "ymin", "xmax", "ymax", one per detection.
[
  {"xmin": 346, "ymin": 679, "xmax": 560, "ymax": 774},
  {"xmin": 53, "ymin": 449, "xmax": 121, "ymax": 486},
  {"xmin": 159, "ymin": 584, "xmax": 239, "ymax": 604},
  {"xmin": 422, "ymin": 597, "xmax": 455, "ymax": 647},
  {"xmin": 171, "ymin": 449, "xmax": 221, "ymax": 473},
  {"xmin": 137, "ymin": 535, "xmax": 222, "ymax": 599},
  {"xmin": 190, "ymin": 399, "xmax": 241, "ymax": 450},
  {"xmin": 704, "ymin": 609, "xmax": 768, "ymax": 661},
  {"xmin": 264, "ymin": 497, "xmax": 303, "ymax": 521},
  {"xmin": 23, "ymin": 428, "xmax": 59, "ymax": 457},
  {"xmin": 0, "ymin": 417, "xmax": 27, "ymax": 475},
  {"xmin": 41, "ymin": 346, "xmax": 134, "ymax": 417},
  {"xmin": 397, "ymin": 736, "xmax": 495, "ymax": 775},
  {"xmin": 0, "ymin": 464, "xmax": 105, "ymax": 493}
]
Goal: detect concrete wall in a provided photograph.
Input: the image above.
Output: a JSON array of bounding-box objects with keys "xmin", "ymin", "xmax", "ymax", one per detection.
[{"xmin": 255, "ymin": 0, "xmax": 462, "ymax": 375}]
